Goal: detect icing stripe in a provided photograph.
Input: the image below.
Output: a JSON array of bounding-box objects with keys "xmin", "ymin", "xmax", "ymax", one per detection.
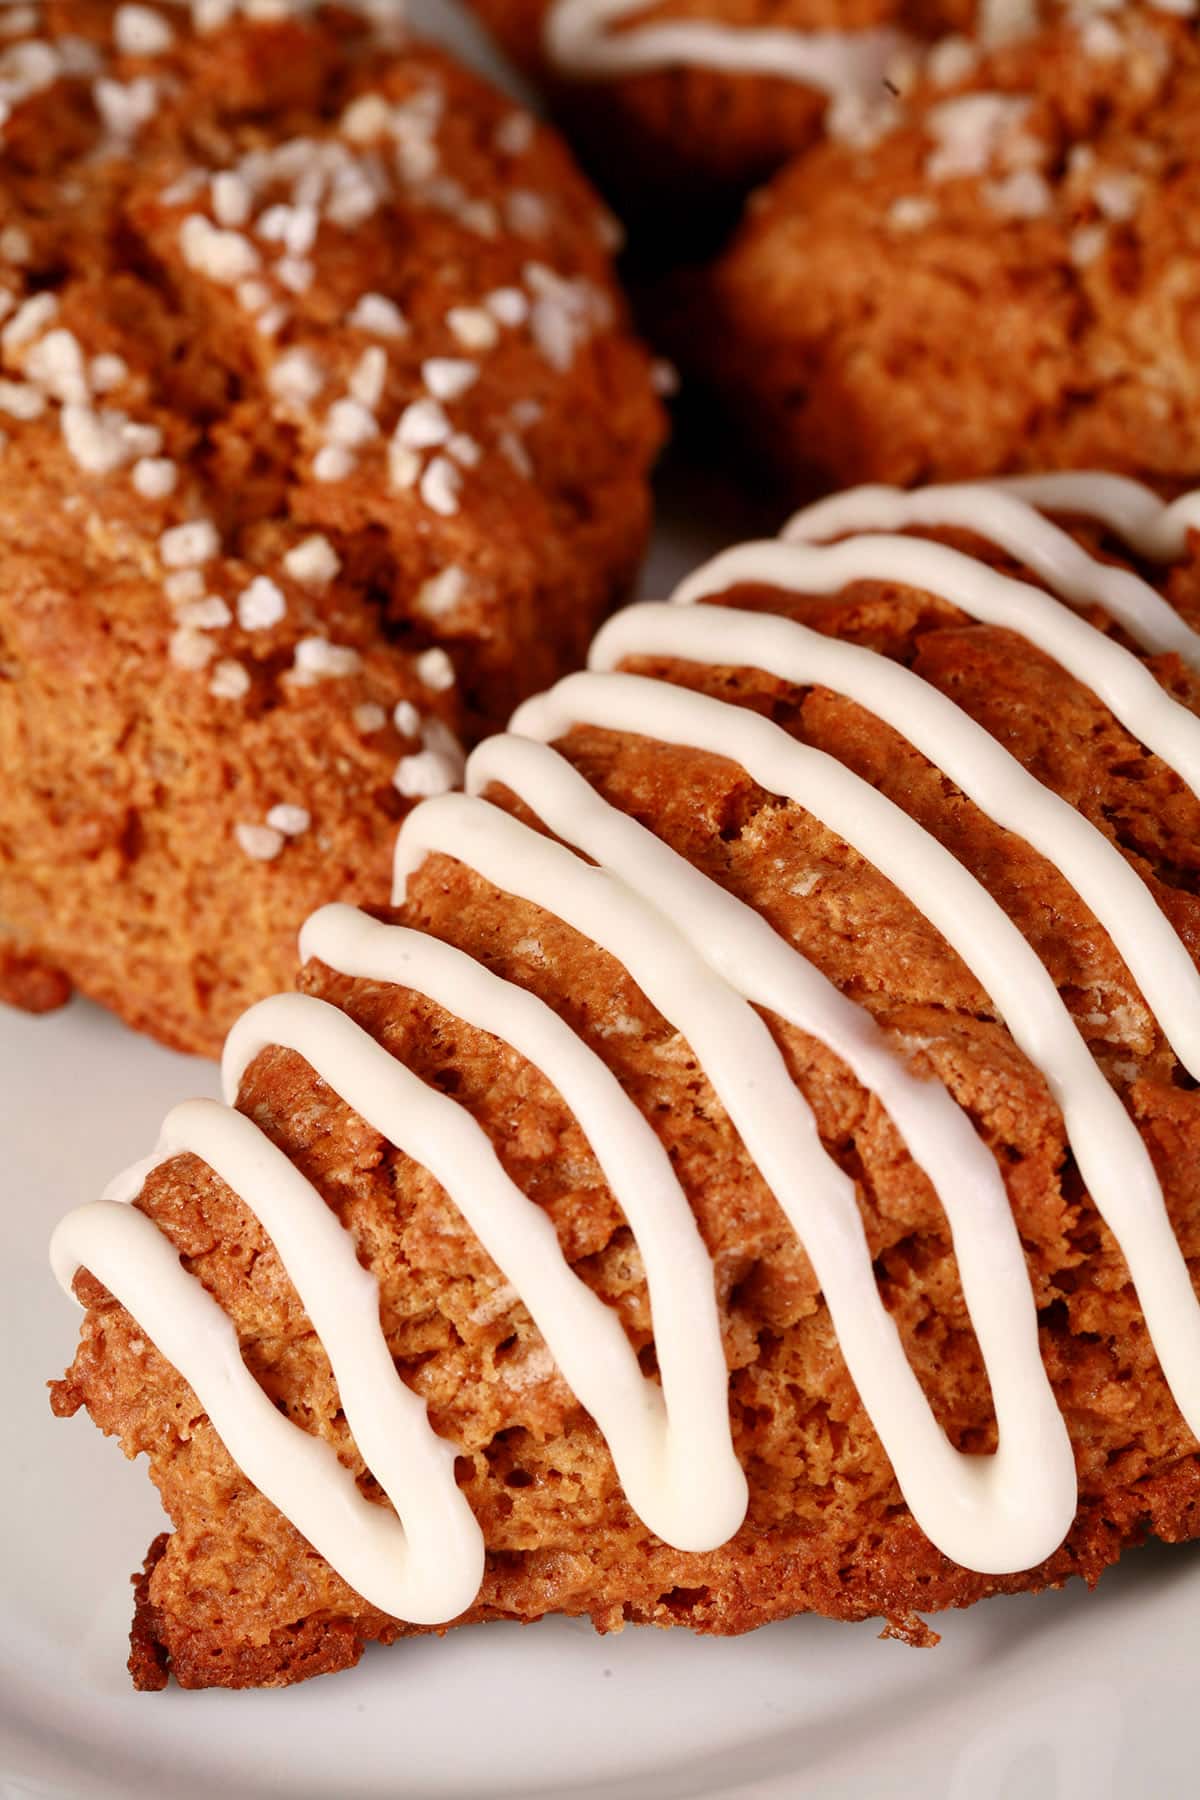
[
  {"xmin": 50, "ymin": 1099, "xmax": 485, "ymax": 1624},
  {"xmin": 222, "ymin": 988, "xmax": 743, "ymax": 1554},
  {"xmin": 544, "ymin": 0, "xmax": 905, "ymax": 92},
  {"xmin": 503, "ymin": 672, "xmax": 1200, "ymax": 1441},
  {"xmin": 994, "ymin": 474, "xmax": 1200, "ymax": 563},
  {"xmin": 396, "ymin": 765, "xmax": 1077, "ymax": 1574},
  {"xmin": 785, "ymin": 483, "xmax": 1200, "ymax": 671},
  {"xmin": 295, "ymin": 902, "xmax": 748, "ymax": 1549},
  {"xmin": 672, "ymin": 534, "xmax": 1200, "ymax": 796},
  {"xmin": 589, "ymin": 599, "xmax": 1200, "ymax": 1081},
  {"xmin": 51, "ymin": 473, "xmax": 1200, "ymax": 1624}
]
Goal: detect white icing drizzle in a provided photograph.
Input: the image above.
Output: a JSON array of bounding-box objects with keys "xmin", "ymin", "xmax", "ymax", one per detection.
[
  {"xmin": 544, "ymin": 0, "xmax": 906, "ymax": 99},
  {"xmin": 592, "ymin": 601, "xmax": 1200, "ymax": 1081},
  {"xmin": 397, "ymin": 749, "xmax": 1076, "ymax": 1573},
  {"xmin": 679, "ymin": 534, "xmax": 1200, "ymax": 796},
  {"xmin": 50, "ymin": 1099, "xmax": 485, "ymax": 1625},
  {"xmin": 502, "ymin": 670, "xmax": 1200, "ymax": 1447},
  {"xmin": 50, "ymin": 472, "xmax": 1200, "ymax": 1623},
  {"xmin": 992, "ymin": 473, "xmax": 1200, "ymax": 564},
  {"xmin": 227, "ymin": 914, "xmax": 749, "ymax": 1554},
  {"xmin": 785, "ymin": 482, "xmax": 1200, "ymax": 672}
]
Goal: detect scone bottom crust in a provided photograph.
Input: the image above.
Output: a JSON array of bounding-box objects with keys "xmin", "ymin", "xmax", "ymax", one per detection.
[{"xmin": 50, "ymin": 471, "xmax": 1200, "ymax": 1688}]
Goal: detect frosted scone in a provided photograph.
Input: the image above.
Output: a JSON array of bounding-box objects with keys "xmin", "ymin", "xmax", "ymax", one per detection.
[
  {"xmin": 463, "ymin": 0, "xmax": 966, "ymax": 231},
  {"xmin": 467, "ymin": 0, "xmax": 1036, "ymax": 239},
  {"xmin": 50, "ymin": 472, "xmax": 1200, "ymax": 1689},
  {"xmin": 0, "ymin": 0, "xmax": 663, "ymax": 1055},
  {"xmin": 694, "ymin": 6, "xmax": 1200, "ymax": 492}
]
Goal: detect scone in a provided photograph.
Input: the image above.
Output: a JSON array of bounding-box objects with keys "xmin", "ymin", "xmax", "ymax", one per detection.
[
  {"xmin": 0, "ymin": 0, "xmax": 664, "ymax": 1055},
  {"xmin": 464, "ymin": 0, "xmax": 934, "ymax": 233},
  {"xmin": 693, "ymin": 5, "xmax": 1200, "ymax": 492},
  {"xmin": 51, "ymin": 471, "xmax": 1200, "ymax": 1688}
]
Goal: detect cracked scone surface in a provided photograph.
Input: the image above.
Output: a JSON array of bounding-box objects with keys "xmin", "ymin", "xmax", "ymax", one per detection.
[
  {"xmin": 0, "ymin": 0, "xmax": 663, "ymax": 1055},
  {"xmin": 694, "ymin": 7, "xmax": 1200, "ymax": 494},
  {"xmin": 52, "ymin": 523, "xmax": 1200, "ymax": 1688}
]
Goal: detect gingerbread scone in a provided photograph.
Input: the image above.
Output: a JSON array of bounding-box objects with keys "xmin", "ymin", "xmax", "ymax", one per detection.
[
  {"xmin": 691, "ymin": 5, "xmax": 1200, "ymax": 493},
  {"xmin": 51, "ymin": 472, "xmax": 1200, "ymax": 1689},
  {"xmin": 0, "ymin": 0, "xmax": 664, "ymax": 1055},
  {"xmin": 463, "ymin": 0, "xmax": 975, "ymax": 236}
]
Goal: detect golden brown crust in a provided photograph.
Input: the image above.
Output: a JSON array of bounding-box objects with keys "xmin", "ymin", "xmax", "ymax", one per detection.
[
  {"xmin": 691, "ymin": 8, "xmax": 1200, "ymax": 494},
  {"xmin": 51, "ymin": 523, "xmax": 1200, "ymax": 1687},
  {"xmin": 128, "ymin": 1531, "xmax": 371, "ymax": 1690},
  {"xmin": 0, "ymin": 940, "xmax": 72, "ymax": 1015},
  {"xmin": 0, "ymin": 0, "xmax": 663, "ymax": 1055}
]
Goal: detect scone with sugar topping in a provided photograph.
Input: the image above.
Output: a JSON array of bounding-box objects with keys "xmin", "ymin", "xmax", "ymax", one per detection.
[
  {"xmin": 0, "ymin": 0, "xmax": 664, "ymax": 1055},
  {"xmin": 52, "ymin": 471, "xmax": 1200, "ymax": 1688},
  {"xmin": 689, "ymin": 4, "xmax": 1200, "ymax": 492}
]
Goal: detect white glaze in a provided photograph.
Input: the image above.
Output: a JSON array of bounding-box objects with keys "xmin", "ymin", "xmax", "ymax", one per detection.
[
  {"xmin": 51, "ymin": 472, "xmax": 1200, "ymax": 1623},
  {"xmin": 502, "ymin": 670, "xmax": 1200, "ymax": 1446},
  {"xmin": 682, "ymin": 533, "xmax": 1200, "ymax": 794},
  {"xmin": 786, "ymin": 482, "xmax": 1200, "ymax": 671},
  {"xmin": 397, "ymin": 747, "xmax": 1076, "ymax": 1573},
  {"xmin": 545, "ymin": 0, "xmax": 905, "ymax": 101},
  {"xmin": 50, "ymin": 1099, "xmax": 485, "ymax": 1624},
  {"xmin": 591, "ymin": 600, "xmax": 1200, "ymax": 1080},
  {"xmin": 993, "ymin": 473, "xmax": 1200, "ymax": 563},
  {"xmin": 229, "ymin": 914, "xmax": 748, "ymax": 1553}
]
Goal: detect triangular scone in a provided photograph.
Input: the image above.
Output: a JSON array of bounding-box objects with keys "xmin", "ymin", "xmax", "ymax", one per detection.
[{"xmin": 52, "ymin": 474, "xmax": 1200, "ymax": 1689}]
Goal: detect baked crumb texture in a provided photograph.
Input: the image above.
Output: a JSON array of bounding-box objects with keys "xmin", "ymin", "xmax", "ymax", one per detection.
[
  {"xmin": 52, "ymin": 494, "xmax": 1200, "ymax": 1689},
  {"xmin": 0, "ymin": 0, "xmax": 663, "ymax": 1055},
  {"xmin": 695, "ymin": 6, "xmax": 1200, "ymax": 493}
]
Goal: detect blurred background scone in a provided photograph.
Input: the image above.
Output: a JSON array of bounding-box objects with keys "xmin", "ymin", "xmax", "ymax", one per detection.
[
  {"xmin": 0, "ymin": 0, "xmax": 664, "ymax": 1056},
  {"xmin": 687, "ymin": 5, "xmax": 1200, "ymax": 492},
  {"xmin": 459, "ymin": 0, "xmax": 1200, "ymax": 504}
]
